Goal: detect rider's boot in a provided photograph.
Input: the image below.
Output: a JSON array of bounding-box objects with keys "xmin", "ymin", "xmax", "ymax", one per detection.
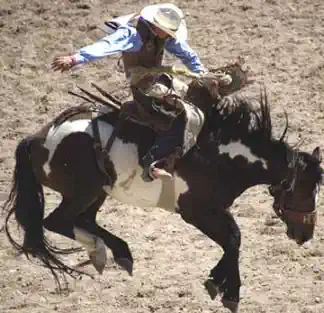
[
  {"xmin": 140, "ymin": 117, "xmax": 185, "ymax": 182},
  {"xmin": 141, "ymin": 150, "xmax": 173, "ymax": 182}
]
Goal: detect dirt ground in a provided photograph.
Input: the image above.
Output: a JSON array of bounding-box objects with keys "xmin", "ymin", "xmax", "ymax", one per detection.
[{"xmin": 0, "ymin": 0, "xmax": 324, "ymax": 312}]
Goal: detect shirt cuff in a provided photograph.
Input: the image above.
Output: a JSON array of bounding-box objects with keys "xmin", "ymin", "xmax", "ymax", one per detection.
[
  {"xmin": 189, "ymin": 64, "xmax": 206, "ymax": 73},
  {"xmin": 71, "ymin": 53, "xmax": 87, "ymax": 65}
]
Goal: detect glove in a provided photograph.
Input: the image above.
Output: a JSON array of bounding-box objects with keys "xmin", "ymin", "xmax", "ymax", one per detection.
[
  {"xmin": 214, "ymin": 71, "xmax": 232, "ymax": 86},
  {"xmin": 198, "ymin": 67, "xmax": 209, "ymax": 76}
]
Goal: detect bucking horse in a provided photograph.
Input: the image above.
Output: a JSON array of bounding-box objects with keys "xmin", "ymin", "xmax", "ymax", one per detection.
[{"xmin": 3, "ymin": 61, "xmax": 323, "ymax": 313}]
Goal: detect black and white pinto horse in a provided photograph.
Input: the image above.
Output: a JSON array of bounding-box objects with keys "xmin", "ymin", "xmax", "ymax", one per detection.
[{"xmin": 3, "ymin": 78, "xmax": 323, "ymax": 313}]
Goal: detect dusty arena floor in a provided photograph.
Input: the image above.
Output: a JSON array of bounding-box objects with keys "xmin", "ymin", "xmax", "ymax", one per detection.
[{"xmin": 0, "ymin": 1, "xmax": 324, "ymax": 312}]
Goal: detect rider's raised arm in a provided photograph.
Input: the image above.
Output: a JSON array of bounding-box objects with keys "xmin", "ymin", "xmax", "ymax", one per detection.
[
  {"xmin": 72, "ymin": 25, "xmax": 142, "ymax": 65},
  {"xmin": 164, "ymin": 39, "xmax": 206, "ymax": 73}
]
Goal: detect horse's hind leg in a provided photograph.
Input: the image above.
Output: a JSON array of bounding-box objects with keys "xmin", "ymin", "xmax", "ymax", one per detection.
[
  {"xmin": 43, "ymin": 192, "xmax": 133, "ymax": 275},
  {"xmin": 74, "ymin": 193, "xmax": 133, "ymax": 275}
]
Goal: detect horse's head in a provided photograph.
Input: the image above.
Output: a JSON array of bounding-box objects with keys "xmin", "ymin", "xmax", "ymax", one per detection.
[{"xmin": 269, "ymin": 147, "xmax": 323, "ymax": 244}]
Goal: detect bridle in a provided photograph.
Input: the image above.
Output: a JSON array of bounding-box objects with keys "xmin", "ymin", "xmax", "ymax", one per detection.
[{"xmin": 269, "ymin": 152, "xmax": 318, "ymax": 226}]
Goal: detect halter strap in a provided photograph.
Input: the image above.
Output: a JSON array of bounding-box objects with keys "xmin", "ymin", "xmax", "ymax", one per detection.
[{"xmin": 283, "ymin": 209, "xmax": 317, "ymax": 225}]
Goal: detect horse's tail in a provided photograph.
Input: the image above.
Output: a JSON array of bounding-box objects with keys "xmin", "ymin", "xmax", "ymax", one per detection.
[{"xmin": 3, "ymin": 136, "xmax": 79, "ymax": 288}]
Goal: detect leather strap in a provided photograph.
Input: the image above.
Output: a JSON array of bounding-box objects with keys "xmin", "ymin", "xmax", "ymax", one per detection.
[{"xmin": 92, "ymin": 114, "xmax": 127, "ymax": 185}]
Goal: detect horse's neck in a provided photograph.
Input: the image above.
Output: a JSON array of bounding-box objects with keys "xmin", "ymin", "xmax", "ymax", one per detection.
[
  {"xmin": 196, "ymin": 123, "xmax": 290, "ymax": 191},
  {"xmin": 264, "ymin": 140, "xmax": 291, "ymax": 185}
]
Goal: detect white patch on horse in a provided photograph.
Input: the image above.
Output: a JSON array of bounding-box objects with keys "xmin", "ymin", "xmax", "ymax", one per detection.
[
  {"xmin": 107, "ymin": 169, "xmax": 189, "ymax": 212},
  {"xmin": 43, "ymin": 120, "xmax": 93, "ymax": 175},
  {"xmin": 315, "ymin": 184, "xmax": 320, "ymax": 205},
  {"xmin": 174, "ymin": 174, "xmax": 189, "ymax": 207},
  {"xmin": 43, "ymin": 163, "xmax": 51, "ymax": 177},
  {"xmin": 73, "ymin": 227, "xmax": 107, "ymax": 273},
  {"xmin": 73, "ymin": 227, "xmax": 98, "ymax": 253},
  {"xmin": 98, "ymin": 120, "xmax": 139, "ymax": 173},
  {"xmin": 219, "ymin": 140, "xmax": 268, "ymax": 169}
]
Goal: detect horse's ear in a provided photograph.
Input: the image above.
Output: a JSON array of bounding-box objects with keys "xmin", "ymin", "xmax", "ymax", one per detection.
[{"xmin": 312, "ymin": 147, "xmax": 322, "ymax": 163}]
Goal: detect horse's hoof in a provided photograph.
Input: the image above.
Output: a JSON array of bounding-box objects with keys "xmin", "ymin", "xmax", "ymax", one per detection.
[
  {"xmin": 115, "ymin": 257, "xmax": 133, "ymax": 276},
  {"xmin": 89, "ymin": 238, "xmax": 107, "ymax": 274},
  {"xmin": 204, "ymin": 279, "xmax": 220, "ymax": 300},
  {"xmin": 222, "ymin": 298, "xmax": 239, "ymax": 313},
  {"xmin": 89, "ymin": 253, "xmax": 106, "ymax": 275}
]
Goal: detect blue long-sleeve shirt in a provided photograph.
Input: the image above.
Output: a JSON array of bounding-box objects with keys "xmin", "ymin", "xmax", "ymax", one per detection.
[{"xmin": 73, "ymin": 25, "xmax": 204, "ymax": 73}]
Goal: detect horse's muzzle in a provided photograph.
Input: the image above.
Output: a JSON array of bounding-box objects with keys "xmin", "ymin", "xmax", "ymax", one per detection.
[{"xmin": 286, "ymin": 221, "xmax": 315, "ymax": 245}]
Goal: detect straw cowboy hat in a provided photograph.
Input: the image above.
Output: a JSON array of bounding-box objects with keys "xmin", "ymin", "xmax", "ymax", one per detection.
[{"xmin": 140, "ymin": 3, "xmax": 188, "ymax": 41}]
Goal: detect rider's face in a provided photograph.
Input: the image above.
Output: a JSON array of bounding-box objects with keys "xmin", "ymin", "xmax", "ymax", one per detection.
[{"xmin": 151, "ymin": 24, "xmax": 170, "ymax": 39}]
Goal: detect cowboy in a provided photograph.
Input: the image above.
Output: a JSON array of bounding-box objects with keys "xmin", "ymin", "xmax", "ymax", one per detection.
[{"xmin": 52, "ymin": 3, "xmax": 207, "ymax": 182}]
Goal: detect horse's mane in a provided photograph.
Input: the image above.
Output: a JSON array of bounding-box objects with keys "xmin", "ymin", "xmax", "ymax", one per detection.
[
  {"xmin": 187, "ymin": 76, "xmax": 279, "ymax": 141},
  {"xmin": 210, "ymin": 88, "xmax": 274, "ymax": 141},
  {"xmin": 186, "ymin": 78, "xmax": 274, "ymax": 142}
]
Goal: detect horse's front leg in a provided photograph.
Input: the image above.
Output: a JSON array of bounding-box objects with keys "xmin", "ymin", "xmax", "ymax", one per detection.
[
  {"xmin": 178, "ymin": 201, "xmax": 241, "ymax": 313},
  {"xmin": 205, "ymin": 211, "xmax": 241, "ymax": 313},
  {"xmin": 204, "ymin": 254, "xmax": 227, "ymax": 299}
]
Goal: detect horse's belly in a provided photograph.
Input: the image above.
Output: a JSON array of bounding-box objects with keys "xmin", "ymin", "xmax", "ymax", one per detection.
[{"xmin": 105, "ymin": 170, "xmax": 189, "ymax": 212}]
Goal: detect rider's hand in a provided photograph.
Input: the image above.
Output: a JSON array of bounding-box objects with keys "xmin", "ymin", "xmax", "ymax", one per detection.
[
  {"xmin": 198, "ymin": 67, "xmax": 209, "ymax": 76},
  {"xmin": 51, "ymin": 56, "xmax": 76, "ymax": 72},
  {"xmin": 213, "ymin": 71, "xmax": 232, "ymax": 86}
]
